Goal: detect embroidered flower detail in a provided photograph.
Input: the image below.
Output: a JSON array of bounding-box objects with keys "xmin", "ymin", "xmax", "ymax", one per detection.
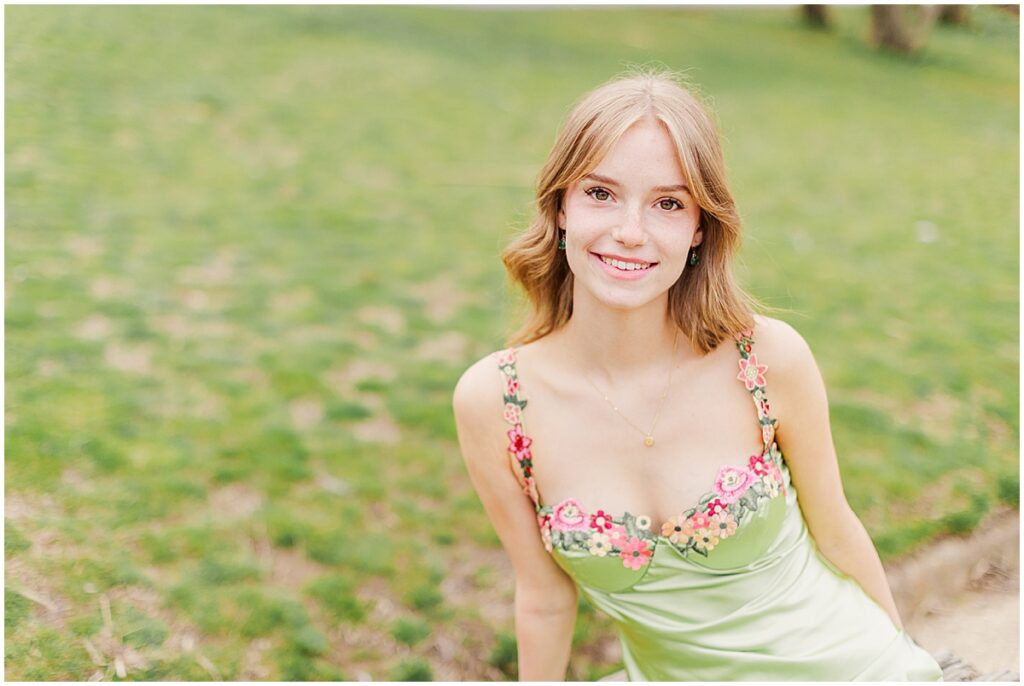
[
  {"xmin": 705, "ymin": 498, "xmax": 729, "ymax": 517},
  {"xmin": 737, "ymin": 354, "xmax": 768, "ymax": 391},
  {"xmin": 495, "ymin": 349, "xmax": 516, "ymax": 368},
  {"xmin": 504, "ymin": 375, "xmax": 520, "ymax": 398},
  {"xmin": 551, "ymin": 498, "xmax": 588, "ymax": 532},
  {"xmin": 540, "ymin": 524, "xmax": 553, "ymax": 552},
  {"xmin": 762, "ymin": 423, "xmax": 774, "ymax": 445},
  {"xmin": 635, "ymin": 515, "xmax": 652, "ymax": 531},
  {"xmin": 710, "ymin": 512, "xmax": 738, "ymax": 540},
  {"xmin": 713, "ymin": 464, "xmax": 757, "ymax": 503},
  {"xmin": 662, "ymin": 515, "xmax": 693, "ymax": 544},
  {"xmin": 748, "ymin": 453, "xmax": 769, "ymax": 476},
  {"xmin": 506, "ymin": 425, "xmax": 533, "ymax": 461},
  {"xmin": 608, "ymin": 524, "xmax": 630, "ymax": 547},
  {"xmin": 763, "ymin": 472, "xmax": 780, "ymax": 498},
  {"xmin": 523, "ymin": 476, "xmax": 539, "ymax": 504},
  {"xmin": 766, "ymin": 456, "xmax": 782, "ymax": 479},
  {"xmin": 692, "ymin": 528, "xmax": 720, "ymax": 554},
  {"xmin": 618, "ymin": 537, "xmax": 653, "ymax": 570},
  {"xmin": 588, "ymin": 532, "xmax": 612, "ymax": 557},
  {"xmin": 503, "ymin": 402, "xmax": 522, "ymax": 425},
  {"xmin": 589, "ymin": 510, "xmax": 614, "ymax": 531},
  {"xmin": 758, "ymin": 397, "xmax": 771, "ymax": 419},
  {"xmin": 688, "ymin": 511, "xmax": 712, "ymax": 530}
]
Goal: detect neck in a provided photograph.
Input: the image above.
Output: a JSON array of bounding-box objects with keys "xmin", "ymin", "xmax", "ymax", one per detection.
[{"xmin": 554, "ymin": 291, "xmax": 699, "ymax": 385}]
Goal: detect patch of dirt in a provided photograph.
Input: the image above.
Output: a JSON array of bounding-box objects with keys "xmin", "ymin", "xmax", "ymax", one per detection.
[
  {"xmin": 147, "ymin": 313, "xmax": 233, "ymax": 340},
  {"xmin": 75, "ymin": 315, "xmax": 114, "ymax": 341},
  {"xmin": 103, "ymin": 341, "xmax": 153, "ymax": 374},
  {"xmin": 237, "ymin": 638, "xmax": 274, "ymax": 680},
  {"xmin": 356, "ymin": 305, "xmax": 405, "ymax": 335},
  {"xmin": 6, "ymin": 557, "xmax": 74, "ymax": 630},
  {"xmin": 414, "ymin": 331, "xmax": 468, "ymax": 364},
  {"xmin": 440, "ymin": 542, "xmax": 514, "ymax": 626},
  {"xmin": 270, "ymin": 287, "xmax": 315, "ymax": 314},
  {"xmin": 888, "ymin": 507, "xmax": 1019, "ymax": 677},
  {"xmin": 413, "ymin": 274, "xmax": 474, "ymax": 324},
  {"xmin": 350, "ymin": 416, "xmax": 402, "ymax": 445},
  {"xmin": 176, "ymin": 251, "xmax": 237, "ymax": 287},
  {"xmin": 266, "ymin": 546, "xmax": 329, "ymax": 591},
  {"xmin": 289, "ymin": 396, "xmax": 324, "ymax": 430},
  {"xmin": 208, "ymin": 483, "xmax": 263, "ymax": 521},
  {"xmin": 65, "ymin": 234, "xmax": 103, "ymax": 259},
  {"xmin": 89, "ymin": 276, "xmax": 133, "ymax": 300},
  {"xmin": 177, "ymin": 288, "xmax": 228, "ymax": 313},
  {"xmin": 5, "ymin": 491, "xmax": 62, "ymax": 521},
  {"xmin": 36, "ymin": 358, "xmax": 65, "ymax": 377}
]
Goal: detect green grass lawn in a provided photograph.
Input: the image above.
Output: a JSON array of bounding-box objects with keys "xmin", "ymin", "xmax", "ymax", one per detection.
[{"xmin": 6, "ymin": 5, "xmax": 1018, "ymax": 680}]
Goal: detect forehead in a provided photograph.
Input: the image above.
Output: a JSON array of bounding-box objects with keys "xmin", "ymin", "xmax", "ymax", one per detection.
[{"xmin": 590, "ymin": 119, "xmax": 687, "ymax": 186}]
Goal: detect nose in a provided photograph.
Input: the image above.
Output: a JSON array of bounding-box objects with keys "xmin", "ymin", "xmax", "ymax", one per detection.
[{"xmin": 612, "ymin": 205, "xmax": 647, "ymax": 247}]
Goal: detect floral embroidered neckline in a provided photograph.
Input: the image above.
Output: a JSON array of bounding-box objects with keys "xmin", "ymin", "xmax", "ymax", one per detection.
[{"xmin": 495, "ymin": 329, "xmax": 787, "ymax": 570}]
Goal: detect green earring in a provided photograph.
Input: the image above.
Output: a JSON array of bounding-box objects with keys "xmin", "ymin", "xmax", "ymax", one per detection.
[
  {"xmin": 689, "ymin": 248, "xmax": 700, "ymax": 266},
  {"xmin": 558, "ymin": 229, "xmax": 566, "ymax": 250}
]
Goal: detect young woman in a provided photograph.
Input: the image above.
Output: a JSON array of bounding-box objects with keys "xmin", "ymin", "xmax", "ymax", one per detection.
[{"xmin": 452, "ymin": 70, "xmax": 943, "ymax": 681}]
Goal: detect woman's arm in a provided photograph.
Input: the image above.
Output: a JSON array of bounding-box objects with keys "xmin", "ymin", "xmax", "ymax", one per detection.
[
  {"xmin": 453, "ymin": 355, "xmax": 579, "ymax": 680},
  {"xmin": 759, "ymin": 316, "xmax": 905, "ymax": 630}
]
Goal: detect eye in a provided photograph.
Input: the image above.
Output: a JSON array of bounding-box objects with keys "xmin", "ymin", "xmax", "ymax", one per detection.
[
  {"xmin": 584, "ymin": 187, "xmax": 612, "ymax": 202},
  {"xmin": 658, "ymin": 198, "xmax": 685, "ymax": 211}
]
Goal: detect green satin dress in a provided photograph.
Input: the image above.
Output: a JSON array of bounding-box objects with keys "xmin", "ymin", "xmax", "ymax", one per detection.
[{"xmin": 494, "ymin": 331, "xmax": 943, "ymax": 682}]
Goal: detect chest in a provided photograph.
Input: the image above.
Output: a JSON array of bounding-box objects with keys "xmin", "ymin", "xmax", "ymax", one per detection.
[{"xmin": 516, "ymin": 354, "xmax": 768, "ymax": 529}]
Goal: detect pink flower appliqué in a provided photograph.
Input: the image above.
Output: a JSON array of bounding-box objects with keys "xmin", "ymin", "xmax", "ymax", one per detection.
[
  {"xmin": 504, "ymin": 375, "xmax": 520, "ymax": 398},
  {"xmin": 502, "ymin": 402, "xmax": 522, "ymax": 425},
  {"xmin": 618, "ymin": 537, "xmax": 653, "ymax": 570},
  {"xmin": 748, "ymin": 453, "xmax": 769, "ymax": 476},
  {"xmin": 713, "ymin": 465, "xmax": 757, "ymax": 503},
  {"xmin": 607, "ymin": 524, "xmax": 629, "ymax": 547},
  {"xmin": 737, "ymin": 354, "xmax": 768, "ymax": 391},
  {"xmin": 551, "ymin": 498, "xmax": 589, "ymax": 532},
  {"xmin": 495, "ymin": 349, "xmax": 516, "ymax": 368},
  {"xmin": 762, "ymin": 423, "xmax": 775, "ymax": 446},
  {"xmin": 506, "ymin": 424, "xmax": 533, "ymax": 462},
  {"xmin": 688, "ymin": 511, "xmax": 712, "ymax": 530},
  {"xmin": 705, "ymin": 497, "xmax": 729, "ymax": 517},
  {"xmin": 590, "ymin": 509, "xmax": 614, "ymax": 531}
]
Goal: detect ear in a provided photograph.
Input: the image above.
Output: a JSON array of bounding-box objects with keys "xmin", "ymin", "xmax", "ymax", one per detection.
[
  {"xmin": 692, "ymin": 227, "xmax": 703, "ymax": 248},
  {"xmin": 558, "ymin": 206, "xmax": 566, "ymax": 229}
]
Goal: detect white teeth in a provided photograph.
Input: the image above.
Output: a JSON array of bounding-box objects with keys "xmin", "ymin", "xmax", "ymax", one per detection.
[{"xmin": 600, "ymin": 255, "xmax": 650, "ymax": 271}]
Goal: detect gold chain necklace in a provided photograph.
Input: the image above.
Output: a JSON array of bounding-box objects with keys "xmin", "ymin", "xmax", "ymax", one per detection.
[{"xmin": 585, "ymin": 331, "xmax": 680, "ymax": 448}]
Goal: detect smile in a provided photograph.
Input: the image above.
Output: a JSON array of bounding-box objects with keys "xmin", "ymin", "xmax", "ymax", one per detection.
[
  {"xmin": 599, "ymin": 255, "xmax": 652, "ymax": 271},
  {"xmin": 590, "ymin": 252, "xmax": 658, "ymax": 280}
]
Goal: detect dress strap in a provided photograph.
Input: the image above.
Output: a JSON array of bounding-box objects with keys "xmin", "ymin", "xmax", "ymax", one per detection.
[
  {"xmin": 734, "ymin": 329, "xmax": 778, "ymax": 453},
  {"xmin": 494, "ymin": 348, "xmax": 541, "ymax": 509}
]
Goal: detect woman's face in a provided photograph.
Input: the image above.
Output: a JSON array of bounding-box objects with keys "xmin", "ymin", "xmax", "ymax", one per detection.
[{"xmin": 559, "ymin": 118, "xmax": 702, "ymax": 312}]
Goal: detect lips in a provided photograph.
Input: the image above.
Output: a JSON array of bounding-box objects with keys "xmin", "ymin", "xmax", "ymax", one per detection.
[{"xmin": 589, "ymin": 252, "xmax": 658, "ymax": 280}]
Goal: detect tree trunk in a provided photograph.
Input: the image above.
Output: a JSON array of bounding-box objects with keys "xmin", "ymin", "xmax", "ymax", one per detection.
[
  {"xmin": 801, "ymin": 5, "xmax": 830, "ymax": 29},
  {"xmin": 938, "ymin": 5, "xmax": 970, "ymax": 26},
  {"xmin": 870, "ymin": 5, "xmax": 942, "ymax": 55}
]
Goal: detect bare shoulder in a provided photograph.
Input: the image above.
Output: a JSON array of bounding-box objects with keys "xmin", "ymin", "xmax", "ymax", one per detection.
[
  {"xmin": 452, "ymin": 349, "xmax": 510, "ymax": 454},
  {"xmin": 453, "ymin": 349, "xmax": 505, "ymax": 412},
  {"xmin": 750, "ymin": 314, "xmax": 815, "ymax": 374}
]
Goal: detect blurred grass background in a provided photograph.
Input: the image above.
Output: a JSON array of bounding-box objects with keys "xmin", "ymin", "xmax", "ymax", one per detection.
[{"xmin": 5, "ymin": 5, "xmax": 1018, "ymax": 681}]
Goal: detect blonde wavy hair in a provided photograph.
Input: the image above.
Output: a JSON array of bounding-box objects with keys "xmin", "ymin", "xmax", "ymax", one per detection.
[{"xmin": 501, "ymin": 68, "xmax": 766, "ymax": 355}]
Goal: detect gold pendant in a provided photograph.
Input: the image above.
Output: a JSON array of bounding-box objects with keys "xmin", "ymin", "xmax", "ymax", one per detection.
[{"xmin": 644, "ymin": 436, "xmax": 655, "ymax": 447}]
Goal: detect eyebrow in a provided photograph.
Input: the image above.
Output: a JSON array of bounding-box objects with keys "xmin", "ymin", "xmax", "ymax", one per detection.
[{"xmin": 582, "ymin": 173, "xmax": 691, "ymax": 195}]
